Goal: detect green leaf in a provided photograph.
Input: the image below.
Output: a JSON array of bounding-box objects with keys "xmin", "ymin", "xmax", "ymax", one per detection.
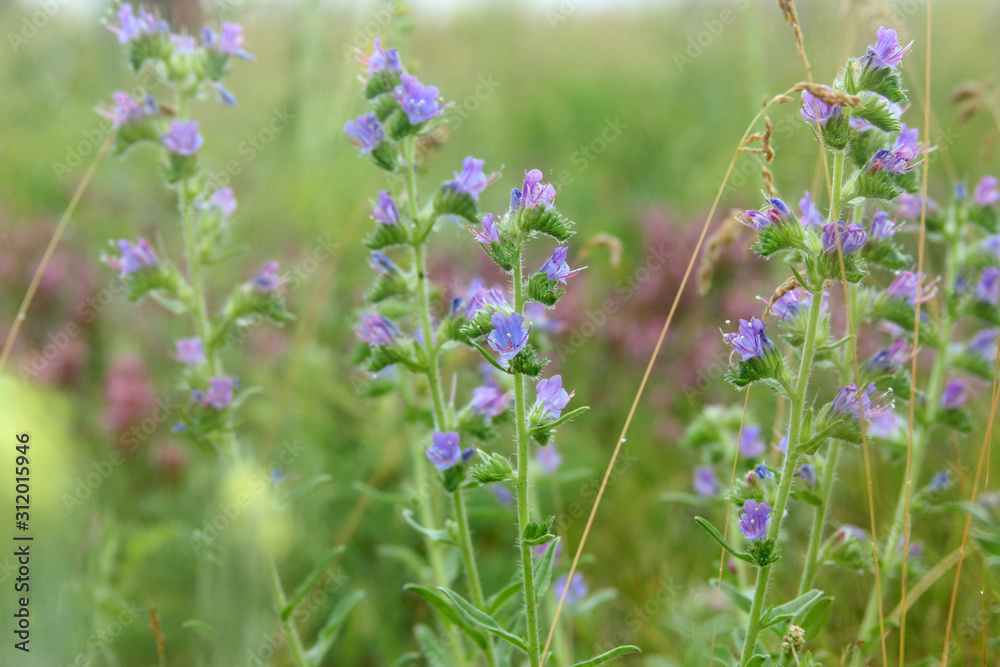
[
  {"xmin": 377, "ymin": 544, "xmax": 427, "ymax": 578},
  {"xmin": 433, "ymin": 186, "xmax": 479, "ymax": 225},
  {"xmin": 523, "ymin": 517, "xmax": 556, "ymax": 546},
  {"xmin": 285, "ymin": 475, "xmax": 334, "ymax": 505},
  {"xmin": 744, "ymin": 655, "xmax": 770, "ymax": 667},
  {"xmin": 853, "ymin": 94, "xmax": 902, "ymax": 133},
  {"xmin": 304, "ymin": 590, "xmax": 366, "ymax": 665},
  {"xmin": 364, "ymin": 221, "xmax": 410, "ymax": 250},
  {"xmin": 486, "ymin": 581, "xmax": 522, "ymax": 615},
  {"xmin": 751, "ymin": 218, "xmax": 806, "ymax": 257},
  {"xmin": 528, "ymin": 406, "xmax": 591, "ymax": 435},
  {"xmin": 533, "ymin": 537, "xmax": 561, "ymax": 603},
  {"xmin": 800, "ymin": 597, "xmax": 833, "ymax": 639},
  {"xmin": 710, "ymin": 578, "xmax": 752, "ymax": 614},
  {"xmin": 389, "ymin": 652, "xmax": 421, "ymax": 667},
  {"xmin": 404, "ymin": 584, "xmax": 488, "ymax": 650},
  {"xmin": 438, "ymin": 587, "xmax": 528, "ymax": 652},
  {"xmin": 571, "ymin": 645, "xmax": 641, "ymax": 666},
  {"xmin": 694, "ymin": 517, "xmax": 755, "ymax": 564},
  {"xmin": 760, "ymin": 589, "xmax": 823, "ymax": 629},
  {"xmin": 856, "ymin": 62, "xmax": 908, "ymax": 104},
  {"xmin": 401, "ymin": 508, "xmax": 457, "ymax": 545},
  {"xmin": 181, "ymin": 619, "xmax": 218, "ymax": 642},
  {"xmin": 414, "ymin": 624, "xmax": 450, "ymax": 666},
  {"xmin": 469, "ymin": 450, "xmax": 514, "ymax": 485},
  {"xmin": 282, "ymin": 545, "xmax": 346, "ymax": 620},
  {"xmin": 510, "ymin": 343, "xmax": 548, "ymax": 377},
  {"xmin": 527, "ymin": 271, "xmax": 564, "ymax": 306},
  {"xmin": 520, "ymin": 205, "xmax": 575, "ymax": 241}
]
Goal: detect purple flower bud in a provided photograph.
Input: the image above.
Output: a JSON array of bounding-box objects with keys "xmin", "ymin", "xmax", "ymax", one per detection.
[
  {"xmin": 754, "ymin": 463, "xmax": 774, "ymax": 481},
  {"xmin": 251, "ymin": 261, "xmax": 282, "ymax": 293},
  {"xmin": 738, "ymin": 499, "xmax": 772, "ymax": 541},
  {"xmin": 368, "ymin": 251, "xmax": 398, "ymax": 275},
  {"xmin": 834, "ymin": 525, "xmax": 868, "ymax": 544},
  {"xmin": 112, "ymin": 238, "xmax": 158, "ymax": 277},
  {"xmin": 941, "ymin": 379, "xmax": 968, "ymax": 410},
  {"xmin": 865, "ymin": 339, "xmax": 911, "ymax": 372},
  {"xmin": 520, "ymin": 169, "xmax": 557, "ymax": 209},
  {"xmin": 534, "ymin": 374, "xmax": 573, "ymax": 419},
  {"xmin": 509, "ymin": 188, "xmax": 523, "ymax": 210},
  {"xmin": 554, "ymin": 573, "xmax": 588, "ymax": 605},
  {"xmin": 203, "ymin": 377, "xmax": 235, "ymax": 409},
  {"xmin": 175, "ymin": 338, "xmax": 206, "ymax": 365},
  {"xmin": 357, "ymin": 313, "xmax": 400, "ymax": 346},
  {"xmin": 723, "ymin": 317, "xmax": 772, "ymax": 361},
  {"xmin": 98, "ymin": 91, "xmax": 157, "ymax": 129},
  {"xmin": 895, "ymin": 537, "xmax": 923, "ymax": 558},
  {"xmin": 393, "ymin": 73, "xmax": 443, "ymax": 125},
  {"xmin": 863, "ymin": 26, "xmax": 913, "ymax": 70},
  {"xmin": 832, "ymin": 383, "xmax": 893, "ymax": 423},
  {"xmin": 161, "ymin": 120, "xmax": 204, "ymax": 156},
  {"xmin": 461, "ymin": 447, "xmax": 476, "ymax": 463},
  {"xmin": 975, "ymin": 268, "xmax": 1000, "ymax": 304},
  {"xmin": 355, "ymin": 37, "xmax": 401, "ymax": 77},
  {"xmin": 426, "ymin": 431, "xmax": 462, "ymax": 471},
  {"xmin": 171, "ymin": 33, "xmax": 197, "ymax": 54},
  {"xmin": 693, "ymin": 466, "xmax": 720, "ymax": 497},
  {"xmin": 955, "ymin": 182, "xmax": 968, "ymax": 200},
  {"xmin": 739, "ymin": 424, "xmax": 766, "ymax": 458},
  {"xmin": 487, "ymin": 312, "xmax": 529, "ymax": 360},
  {"xmin": 107, "ymin": 3, "xmax": 161, "ymax": 44},
  {"xmin": 197, "ymin": 187, "xmax": 237, "ymax": 218},
  {"xmin": 796, "ymin": 464, "xmax": 816, "ymax": 488},
  {"xmin": 799, "ymin": 191, "xmax": 824, "ymax": 227},
  {"xmin": 887, "ymin": 271, "xmax": 938, "ymax": 305},
  {"xmin": 471, "ymin": 213, "xmax": 500, "ymax": 245},
  {"xmin": 537, "ymin": 445, "xmax": 562, "ymax": 476},
  {"xmin": 870, "ymin": 210, "xmax": 899, "ymax": 239},
  {"xmin": 969, "ymin": 329, "xmax": 1000, "ymax": 361},
  {"xmin": 800, "ymin": 88, "xmax": 841, "ymax": 125},
  {"xmin": 370, "ymin": 190, "xmax": 400, "ymax": 225},
  {"xmin": 470, "ymin": 381, "xmax": 509, "ymax": 418},
  {"xmin": 448, "ymin": 156, "xmax": 494, "ymax": 200},
  {"xmin": 344, "ymin": 113, "xmax": 385, "ymax": 156},
  {"xmin": 540, "ymin": 246, "xmax": 584, "ymax": 284},
  {"xmin": 929, "ymin": 470, "xmax": 951, "ymax": 493},
  {"xmin": 464, "ymin": 280, "xmax": 509, "ymax": 317},
  {"xmin": 822, "ymin": 222, "xmax": 868, "ymax": 255},
  {"xmin": 975, "ymin": 175, "xmax": 1000, "ymax": 207}
]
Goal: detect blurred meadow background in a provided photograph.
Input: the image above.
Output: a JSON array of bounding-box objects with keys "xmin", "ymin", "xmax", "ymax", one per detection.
[{"xmin": 1, "ymin": 0, "xmax": 999, "ymax": 664}]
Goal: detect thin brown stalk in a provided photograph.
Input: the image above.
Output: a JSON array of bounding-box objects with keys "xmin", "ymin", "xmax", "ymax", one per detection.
[{"xmin": 0, "ymin": 136, "xmax": 112, "ymax": 375}]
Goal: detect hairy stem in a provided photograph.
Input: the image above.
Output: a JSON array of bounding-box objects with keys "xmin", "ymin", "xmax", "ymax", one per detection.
[
  {"xmin": 268, "ymin": 556, "xmax": 311, "ymax": 667},
  {"xmin": 740, "ymin": 283, "xmax": 825, "ymax": 665},
  {"xmin": 797, "ymin": 440, "xmax": 840, "ymax": 595},
  {"xmin": 513, "ymin": 245, "xmax": 541, "ymax": 667}
]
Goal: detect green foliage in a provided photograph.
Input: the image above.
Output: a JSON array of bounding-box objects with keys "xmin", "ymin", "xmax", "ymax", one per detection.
[{"xmin": 520, "ymin": 204, "xmax": 575, "ymax": 242}]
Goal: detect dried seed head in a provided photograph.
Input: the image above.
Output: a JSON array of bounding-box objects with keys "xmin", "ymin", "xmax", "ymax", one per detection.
[
  {"xmin": 698, "ymin": 215, "xmax": 742, "ymax": 294},
  {"xmin": 793, "ymin": 82, "xmax": 860, "ymax": 108},
  {"xmin": 762, "ymin": 165, "xmax": 779, "ymax": 198}
]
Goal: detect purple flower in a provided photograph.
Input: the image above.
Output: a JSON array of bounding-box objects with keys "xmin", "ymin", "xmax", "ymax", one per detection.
[
  {"xmin": 487, "ymin": 312, "xmax": 529, "ymax": 361},
  {"xmin": 929, "ymin": 470, "xmax": 951, "ymax": 493},
  {"xmin": 251, "ymin": 261, "xmax": 282, "ymax": 293},
  {"xmin": 175, "ymin": 338, "xmax": 205, "ymax": 365},
  {"xmin": 217, "ymin": 22, "xmax": 253, "ymax": 60},
  {"xmin": 509, "ymin": 188, "xmax": 523, "ymax": 210},
  {"xmin": 356, "ymin": 37, "xmax": 402, "ymax": 77},
  {"xmin": 863, "ymin": 26, "xmax": 913, "ymax": 70},
  {"xmin": 740, "ymin": 198, "xmax": 791, "ymax": 231},
  {"xmin": 494, "ymin": 486, "xmax": 514, "ymax": 505},
  {"xmin": 112, "ymin": 238, "xmax": 158, "ymax": 277},
  {"xmin": 99, "ymin": 91, "xmax": 157, "ymax": 129},
  {"xmin": 171, "ymin": 33, "xmax": 197, "ymax": 54},
  {"xmin": 834, "ymin": 525, "xmax": 868, "ymax": 544},
  {"xmin": 723, "ymin": 317, "xmax": 771, "ymax": 361},
  {"xmin": 533, "ymin": 539, "xmax": 562, "ymax": 560},
  {"xmin": 896, "ymin": 193, "xmax": 935, "ymax": 220},
  {"xmin": 975, "ymin": 175, "xmax": 1000, "ymax": 207},
  {"xmin": 822, "ymin": 222, "xmax": 868, "ymax": 255},
  {"xmin": 426, "ymin": 431, "xmax": 462, "ymax": 471},
  {"xmin": 887, "ymin": 271, "xmax": 938, "ymax": 305},
  {"xmin": 540, "ymin": 247, "xmax": 584, "ymax": 284},
  {"xmin": 738, "ymin": 499, "xmax": 772, "ymax": 541},
  {"xmin": 975, "ymin": 268, "xmax": 1000, "ymax": 304},
  {"xmin": 520, "ymin": 169, "xmax": 557, "ymax": 209},
  {"xmin": 357, "ymin": 313, "xmax": 400, "ymax": 345},
  {"xmin": 393, "ymin": 73, "xmax": 443, "ymax": 125},
  {"xmin": 535, "ymin": 374, "xmax": 573, "ymax": 419},
  {"xmin": 537, "ymin": 445, "xmax": 562, "ymax": 476},
  {"xmin": 693, "ymin": 466, "xmax": 720, "ymax": 497},
  {"xmin": 739, "ymin": 424, "xmax": 766, "ymax": 458},
  {"xmin": 370, "ymin": 191, "xmax": 400, "ymax": 225},
  {"xmin": 866, "ymin": 339, "xmax": 911, "ymax": 372},
  {"xmin": 770, "ymin": 289, "xmax": 809, "ymax": 320},
  {"xmin": 448, "ymin": 156, "xmax": 494, "ymax": 200},
  {"xmin": 344, "ymin": 113, "xmax": 385, "ymax": 155},
  {"xmin": 203, "ymin": 377, "xmax": 235, "ymax": 409},
  {"xmin": 799, "ymin": 191, "xmax": 824, "ymax": 227},
  {"xmin": 471, "ymin": 213, "xmax": 500, "ymax": 245},
  {"xmin": 201, "ymin": 187, "xmax": 237, "ymax": 218},
  {"xmin": 368, "ymin": 251, "xmax": 398, "ymax": 275},
  {"xmin": 470, "ymin": 381, "xmax": 509, "ymax": 418},
  {"xmin": 796, "ymin": 464, "xmax": 816, "ymax": 488},
  {"xmin": 832, "ymin": 383, "xmax": 892, "ymax": 423},
  {"xmin": 107, "ymin": 3, "xmax": 162, "ymax": 43},
  {"xmin": 870, "ymin": 210, "xmax": 899, "ymax": 239},
  {"xmin": 463, "ymin": 281, "xmax": 508, "ymax": 317},
  {"xmin": 754, "ymin": 463, "xmax": 773, "ymax": 481},
  {"xmin": 868, "ymin": 147, "xmax": 917, "ymax": 175},
  {"xmin": 941, "ymin": 379, "xmax": 968, "ymax": 410},
  {"xmin": 554, "ymin": 573, "xmax": 588, "ymax": 605},
  {"xmin": 800, "ymin": 88, "xmax": 841, "ymax": 125},
  {"xmin": 969, "ymin": 329, "xmax": 1000, "ymax": 361},
  {"xmin": 895, "ymin": 538, "xmax": 923, "ymax": 558},
  {"xmin": 161, "ymin": 121, "xmax": 203, "ymax": 155},
  {"xmin": 982, "ymin": 235, "xmax": 1000, "ymax": 260},
  {"xmin": 869, "ymin": 409, "xmax": 902, "ymax": 439}
]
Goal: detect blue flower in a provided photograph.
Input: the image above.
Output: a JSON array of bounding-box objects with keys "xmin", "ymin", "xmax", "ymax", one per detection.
[
  {"xmin": 863, "ymin": 26, "xmax": 913, "ymax": 70},
  {"xmin": 870, "ymin": 210, "xmax": 899, "ymax": 238},
  {"xmin": 739, "ymin": 424, "xmax": 766, "ymax": 458},
  {"xmin": 540, "ymin": 247, "xmax": 584, "ymax": 284},
  {"xmin": 113, "ymin": 238, "xmax": 158, "ymax": 277},
  {"xmin": 357, "ymin": 314, "xmax": 400, "ymax": 346},
  {"xmin": 487, "ymin": 312, "xmax": 529, "ymax": 360},
  {"xmin": 470, "ymin": 380, "xmax": 509, "ymax": 418},
  {"xmin": 448, "ymin": 156, "xmax": 494, "ymax": 200},
  {"xmin": 394, "ymin": 73, "xmax": 443, "ymax": 125},
  {"xmin": 175, "ymin": 338, "xmax": 205, "ymax": 365},
  {"xmin": 520, "ymin": 169, "xmax": 557, "ymax": 209},
  {"xmin": 800, "ymin": 87, "xmax": 841, "ymax": 125},
  {"xmin": 534, "ymin": 375, "xmax": 573, "ymax": 419},
  {"xmin": 251, "ymin": 261, "xmax": 282, "ymax": 293},
  {"xmin": 554, "ymin": 573, "xmax": 588, "ymax": 605},
  {"xmin": 799, "ymin": 191, "xmax": 824, "ymax": 227},
  {"xmin": 426, "ymin": 431, "xmax": 462, "ymax": 471},
  {"xmin": 471, "ymin": 213, "xmax": 500, "ymax": 245},
  {"xmin": 161, "ymin": 120, "xmax": 203, "ymax": 155},
  {"xmin": 940, "ymin": 379, "xmax": 968, "ymax": 410},
  {"xmin": 370, "ymin": 190, "xmax": 401, "ymax": 225},
  {"xmin": 822, "ymin": 222, "xmax": 867, "ymax": 255},
  {"xmin": 723, "ymin": 318, "xmax": 772, "ymax": 361},
  {"xmin": 693, "ymin": 466, "xmax": 720, "ymax": 497},
  {"xmin": 344, "ymin": 113, "xmax": 385, "ymax": 156},
  {"xmin": 929, "ymin": 470, "xmax": 951, "ymax": 493},
  {"xmin": 738, "ymin": 499, "xmax": 772, "ymax": 541}
]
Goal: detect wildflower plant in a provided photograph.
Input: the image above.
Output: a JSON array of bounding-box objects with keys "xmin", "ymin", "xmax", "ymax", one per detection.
[
  {"xmin": 685, "ymin": 25, "xmax": 1000, "ymax": 666},
  {"xmin": 97, "ymin": 5, "xmax": 361, "ymax": 666},
  {"xmin": 346, "ymin": 38, "xmax": 636, "ymax": 667}
]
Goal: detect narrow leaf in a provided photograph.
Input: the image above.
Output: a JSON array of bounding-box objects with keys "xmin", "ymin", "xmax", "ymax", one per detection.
[
  {"xmin": 438, "ymin": 587, "xmax": 527, "ymax": 652},
  {"xmin": 694, "ymin": 517, "xmax": 755, "ymax": 564},
  {"xmin": 282, "ymin": 546, "xmax": 346, "ymax": 619},
  {"xmin": 571, "ymin": 645, "xmax": 641, "ymax": 666},
  {"xmin": 304, "ymin": 590, "xmax": 366, "ymax": 664},
  {"xmin": 404, "ymin": 584, "xmax": 488, "ymax": 650}
]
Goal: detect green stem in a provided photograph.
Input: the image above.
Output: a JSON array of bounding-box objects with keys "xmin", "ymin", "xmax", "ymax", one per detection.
[
  {"xmin": 829, "ymin": 150, "xmax": 845, "ymax": 220},
  {"xmin": 797, "ymin": 440, "xmax": 840, "ymax": 595},
  {"xmin": 512, "ymin": 247, "xmax": 541, "ymax": 667},
  {"xmin": 853, "ymin": 212, "xmax": 961, "ymax": 658},
  {"xmin": 268, "ymin": 557, "xmax": 311, "ymax": 667},
  {"xmin": 405, "ymin": 137, "xmax": 494, "ymax": 667},
  {"xmin": 739, "ymin": 283, "xmax": 825, "ymax": 666}
]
